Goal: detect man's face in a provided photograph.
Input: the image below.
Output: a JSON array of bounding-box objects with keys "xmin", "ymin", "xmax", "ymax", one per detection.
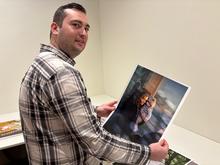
[
  {"xmin": 54, "ymin": 9, "xmax": 90, "ymax": 58},
  {"xmin": 140, "ymin": 96, "xmax": 148, "ymax": 106},
  {"xmin": 146, "ymin": 97, "xmax": 156, "ymax": 108}
]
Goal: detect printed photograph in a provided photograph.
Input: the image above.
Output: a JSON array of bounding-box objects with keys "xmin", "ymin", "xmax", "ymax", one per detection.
[
  {"xmin": 185, "ymin": 161, "xmax": 199, "ymax": 165},
  {"xmin": 103, "ymin": 65, "xmax": 190, "ymax": 145},
  {"xmin": 147, "ymin": 149, "xmax": 191, "ymax": 165}
]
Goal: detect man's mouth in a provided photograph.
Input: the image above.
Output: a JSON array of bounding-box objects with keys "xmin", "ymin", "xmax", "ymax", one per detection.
[
  {"xmin": 75, "ymin": 40, "xmax": 85, "ymax": 47},
  {"xmin": 76, "ymin": 40, "xmax": 85, "ymax": 46},
  {"xmin": 76, "ymin": 39, "xmax": 85, "ymax": 44}
]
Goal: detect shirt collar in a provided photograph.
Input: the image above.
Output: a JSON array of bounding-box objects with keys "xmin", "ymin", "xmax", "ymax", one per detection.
[{"xmin": 40, "ymin": 44, "xmax": 76, "ymax": 66}]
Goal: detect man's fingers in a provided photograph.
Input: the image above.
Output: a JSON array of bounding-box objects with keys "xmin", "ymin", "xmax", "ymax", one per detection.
[
  {"xmin": 107, "ymin": 100, "xmax": 117, "ymax": 106},
  {"xmin": 159, "ymin": 139, "xmax": 168, "ymax": 147}
]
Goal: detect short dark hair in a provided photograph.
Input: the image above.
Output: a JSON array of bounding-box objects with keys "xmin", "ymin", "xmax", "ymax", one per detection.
[
  {"xmin": 50, "ymin": 3, "xmax": 86, "ymax": 38},
  {"xmin": 53, "ymin": 3, "xmax": 86, "ymax": 27}
]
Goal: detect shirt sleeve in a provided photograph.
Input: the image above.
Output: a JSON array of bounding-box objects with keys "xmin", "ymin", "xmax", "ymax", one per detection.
[{"xmin": 44, "ymin": 68, "xmax": 151, "ymax": 165}]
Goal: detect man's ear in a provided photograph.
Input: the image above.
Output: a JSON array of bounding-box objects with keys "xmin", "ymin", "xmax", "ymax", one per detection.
[{"xmin": 51, "ymin": 22, "xmax": 60, "ymax": 35}]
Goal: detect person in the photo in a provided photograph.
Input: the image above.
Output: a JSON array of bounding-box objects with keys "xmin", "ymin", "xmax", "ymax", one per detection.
[
  {"xmin": 19, "ymin": 2, "xmax": 169, "ymax": 164},
  {"xmin": 132, "ymin": 95, "xmax": 157, "ymax": 133}
]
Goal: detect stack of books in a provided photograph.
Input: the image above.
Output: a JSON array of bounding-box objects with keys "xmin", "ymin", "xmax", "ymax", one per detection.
[{"xmin": 0, "ymin": 120, "xmax": 22, "ymax": 138}]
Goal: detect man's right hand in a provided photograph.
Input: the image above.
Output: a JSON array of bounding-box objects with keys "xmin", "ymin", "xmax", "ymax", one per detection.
[{"xmin": 149, "ymin": 139, "xmax": 169, "ymax": 161}]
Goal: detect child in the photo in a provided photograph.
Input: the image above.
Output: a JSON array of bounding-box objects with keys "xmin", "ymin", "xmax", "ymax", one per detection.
[{"xmin": 132, "ymin": 95, "xmax": 157, "ymax": 132}]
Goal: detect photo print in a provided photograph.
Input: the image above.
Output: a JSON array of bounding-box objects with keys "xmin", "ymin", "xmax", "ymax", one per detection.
[{"xmin": 103, "ymin": 65, "xmax": 190, "ymax": 145}]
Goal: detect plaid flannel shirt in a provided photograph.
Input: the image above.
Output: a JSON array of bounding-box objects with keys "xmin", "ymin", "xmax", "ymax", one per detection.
[{"xmin": 19, "ymin": 44, "xmax": 150, "ymax": 165}]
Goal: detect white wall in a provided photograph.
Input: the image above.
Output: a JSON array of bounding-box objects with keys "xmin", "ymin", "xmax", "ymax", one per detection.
[
  {"xmin": 99, "ymin": 0, "xmax": 220, "ymax": 143},
  {"xmin": 2, "ymin": 0, "xmax": 220, "ymax": 145},
  {"xmin": 0, "ymin": 0, "xmax": 103, "ymax": 114}
]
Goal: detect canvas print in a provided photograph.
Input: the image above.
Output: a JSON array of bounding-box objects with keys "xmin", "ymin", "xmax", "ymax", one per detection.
[
  {"xmin": 147, "ymin": 149, "xmax": 197, "ymax": 165},
  {"xmin": 103, "ymin": 65, "xmax": 190, "ymax": 145}
]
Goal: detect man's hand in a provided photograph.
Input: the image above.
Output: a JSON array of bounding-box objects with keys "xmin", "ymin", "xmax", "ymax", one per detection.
[
  {"xmin": 149, "ymin": 139, "xmax": 169, "ymax": 161},
  {"xmin": 95, "ymin": 101, "xmax": 117, "ymax": 117}
]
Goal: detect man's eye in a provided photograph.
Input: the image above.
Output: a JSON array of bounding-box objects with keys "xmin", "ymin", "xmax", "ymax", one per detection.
[
  {"xmin": 72, "ymin": 23, "xmax": 81, "ymax": 28},
  {"xmin": 85, "ymin": 27, "xmax": 90, "ymax": 32}
]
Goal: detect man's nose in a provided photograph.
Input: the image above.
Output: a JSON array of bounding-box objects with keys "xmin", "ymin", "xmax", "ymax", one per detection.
[{"xmin": 79, "ymin": 27, "xmax": 88, "ymax": 36}]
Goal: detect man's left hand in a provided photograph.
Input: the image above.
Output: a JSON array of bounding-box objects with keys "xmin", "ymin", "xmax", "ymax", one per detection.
[{"xmin": 95, "ymin": 101, "xmax": 117, "ymax": 117}]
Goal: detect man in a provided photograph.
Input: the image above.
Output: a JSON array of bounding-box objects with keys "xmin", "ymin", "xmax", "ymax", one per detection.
[
  {"xmin": 19, "ymin": 3, "xmax": 168, "ymax": 165},
  {"xmin": 132, "ymin": 96, "xmax": 156, "ymax": 133}
]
